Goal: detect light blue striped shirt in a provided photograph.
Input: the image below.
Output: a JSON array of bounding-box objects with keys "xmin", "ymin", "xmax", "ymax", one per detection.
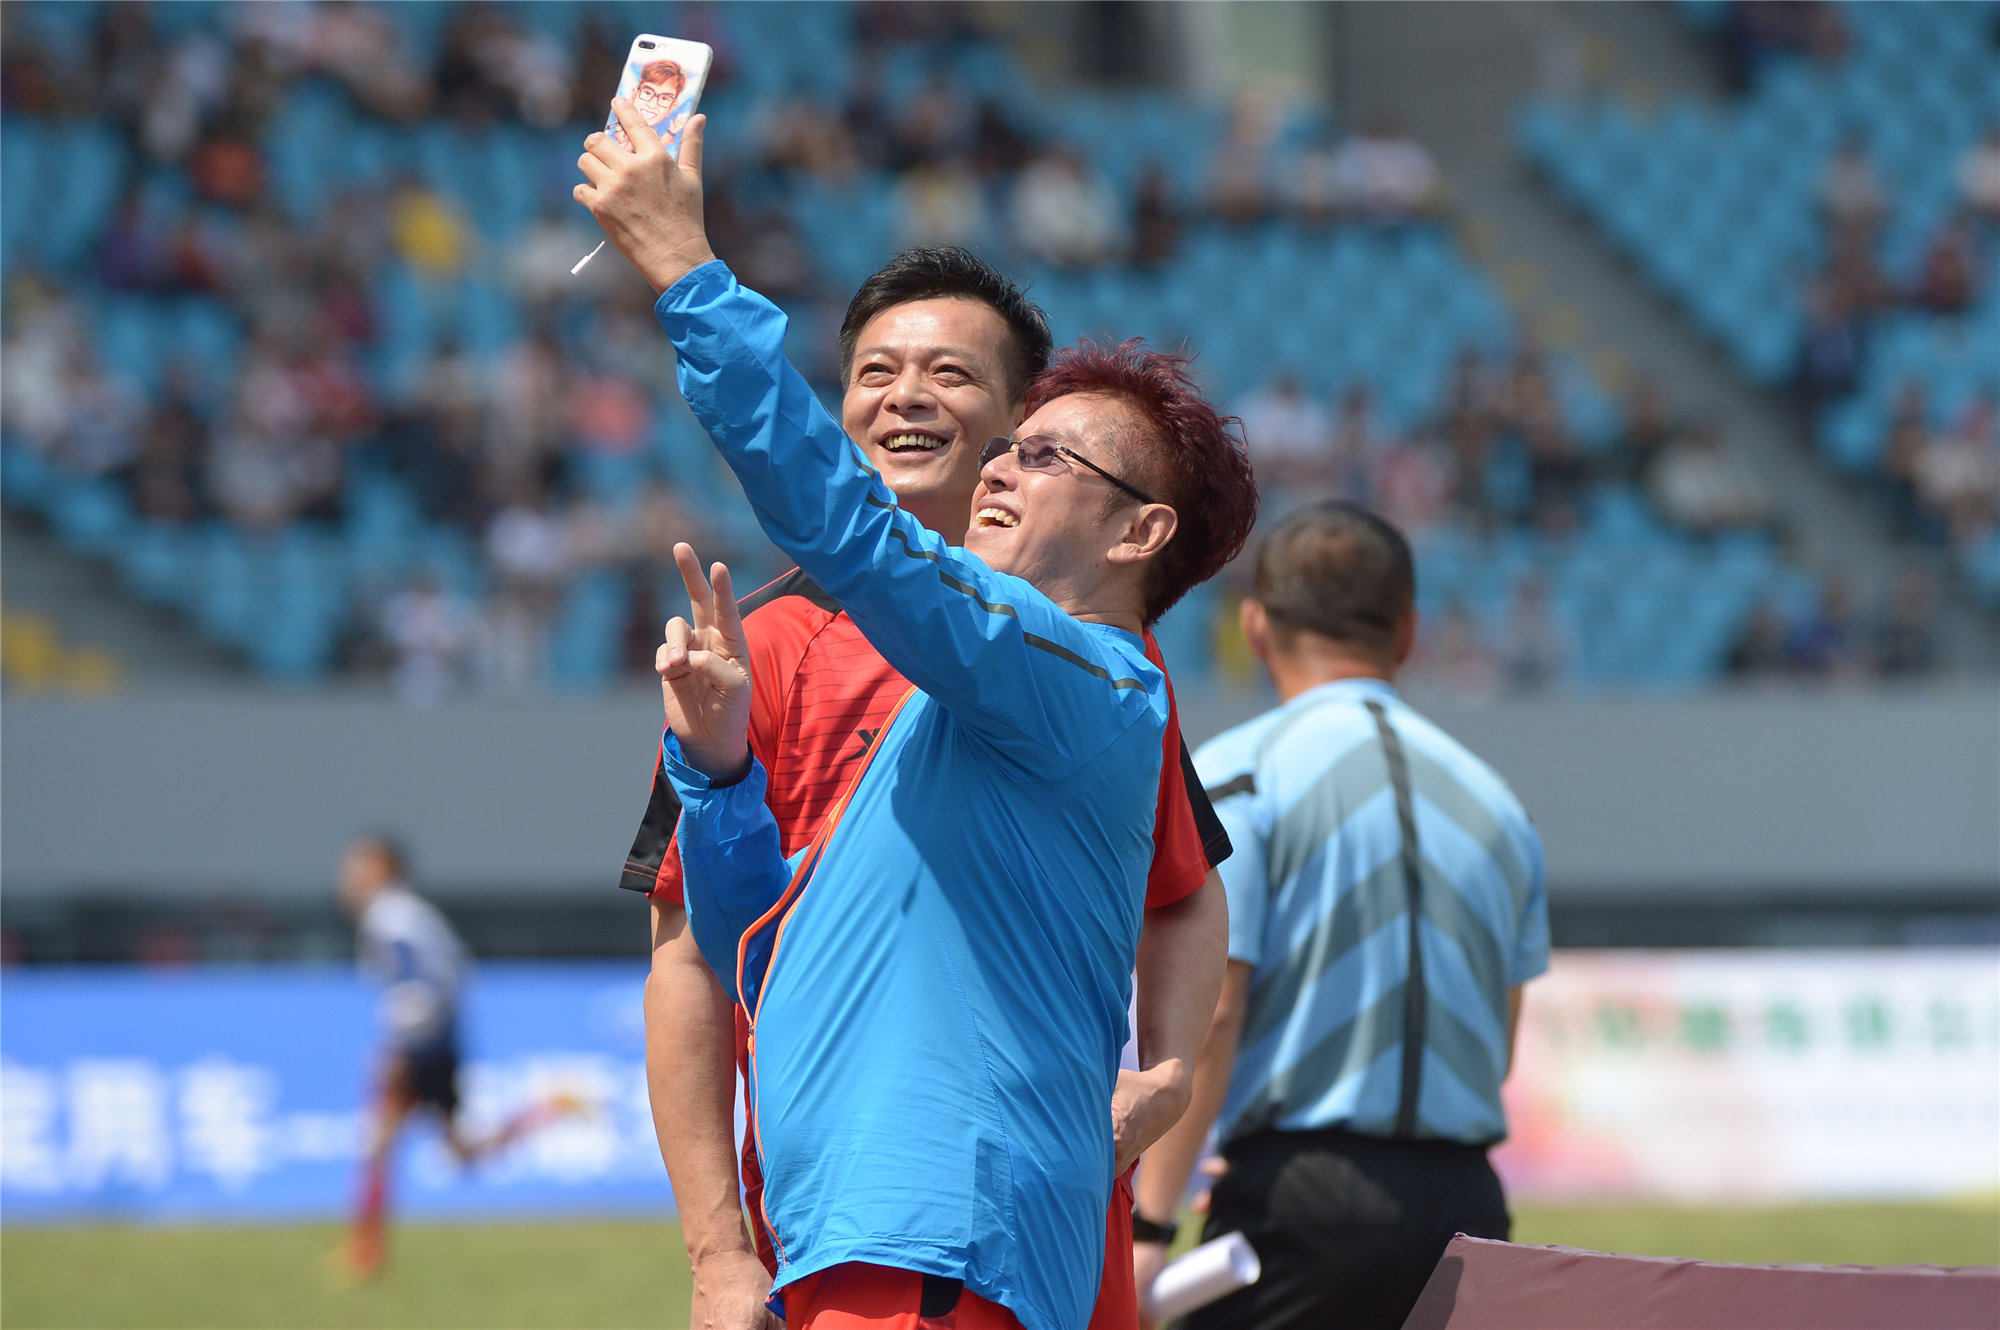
[{"xmin": 1194, "ymin": 678, "xmax": 1548, "ymax": 1146}]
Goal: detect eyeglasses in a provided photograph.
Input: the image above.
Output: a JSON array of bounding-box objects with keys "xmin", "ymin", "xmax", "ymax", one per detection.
[{"xmin": 978, "ymin": 435, "xmax": 1157, "ymax": 506}]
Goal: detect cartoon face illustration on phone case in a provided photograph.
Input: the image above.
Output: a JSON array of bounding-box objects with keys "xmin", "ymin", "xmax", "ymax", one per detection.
[{"xmin": 610, "ymin": 58, "xmax": 692, "ymax": 149}]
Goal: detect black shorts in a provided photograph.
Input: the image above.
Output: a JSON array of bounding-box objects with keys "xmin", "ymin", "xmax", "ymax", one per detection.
[
  {"xmin": 1180, "ymin": 1126, "xmax": 1510, "ymax": 1330},
  {"xmin": 393, "ymin": 1043, "xmax": 461, "ymax": 1118}
]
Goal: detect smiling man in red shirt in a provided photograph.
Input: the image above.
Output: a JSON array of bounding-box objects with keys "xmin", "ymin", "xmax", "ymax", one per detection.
[{"xmin": 617, "ymin": 246, "xmax": 1230, "ymax": 1330}]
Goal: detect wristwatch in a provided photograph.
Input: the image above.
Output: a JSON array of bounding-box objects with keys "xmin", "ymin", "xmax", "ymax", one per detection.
[{"xmin": 1131, "ymin": 1211, "xmax": 1179, "ymax": 1245}]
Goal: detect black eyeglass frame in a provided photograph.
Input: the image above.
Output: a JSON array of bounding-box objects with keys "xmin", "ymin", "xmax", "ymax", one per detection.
[{"xmin": 978, "ymin": 435, "xmax": 1159, "ymax": 507}]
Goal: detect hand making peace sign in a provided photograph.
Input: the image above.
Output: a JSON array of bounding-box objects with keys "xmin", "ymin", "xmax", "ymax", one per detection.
[{"xmin": 657, "ymin": 542, "xmax": 753, "ymax": 782}]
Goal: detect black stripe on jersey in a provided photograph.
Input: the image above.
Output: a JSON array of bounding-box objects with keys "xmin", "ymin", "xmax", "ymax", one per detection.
[
  {"xmin": 618, "ymin": 749, "xmax": 684, "ymax": 895},
  {"xmin": 739, "ymin": 566, "xmax": 840, "ymax": 617},
  {"xmin": 1204, "ymin": 772, "xmax": 1257, "ymax": 804},
  {"xmin": 1183, "ymin": 738, "xmax": 1234, "ymax": 867},
  {"xmin": 862, "ymin": 490, "xmax": 1147, "ymax": 692}
]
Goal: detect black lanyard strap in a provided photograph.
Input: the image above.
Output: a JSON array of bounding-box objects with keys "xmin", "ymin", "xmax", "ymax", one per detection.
[{"xmin": 1365, "ymin": 698, "xmax": 1426, "ymax": 1140}]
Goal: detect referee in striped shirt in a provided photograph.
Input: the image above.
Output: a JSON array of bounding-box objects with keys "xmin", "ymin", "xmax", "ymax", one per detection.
[{"xmin": 1133, "ymin": 503, "xmax": 1549, "ymax": 1330}]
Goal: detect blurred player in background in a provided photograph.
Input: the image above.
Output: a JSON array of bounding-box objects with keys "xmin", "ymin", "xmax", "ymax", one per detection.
[
  {"xmin": 1133, "ymin": 503, "xmax": 1549, "ymax": 1330},
  {"xmin": 335, "ymin": 833, "xmax": 581, "ymax": 1281}
]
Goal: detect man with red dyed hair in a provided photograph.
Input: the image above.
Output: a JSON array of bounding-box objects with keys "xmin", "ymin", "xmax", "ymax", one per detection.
[{"xmin": 577, "ymin": 104, "xmax": 1257, "ymax": 1330}]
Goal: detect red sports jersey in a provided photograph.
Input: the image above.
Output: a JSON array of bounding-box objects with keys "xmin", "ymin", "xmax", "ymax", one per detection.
[{"xmin": 618, "ymin": 567, "xmax": 1231, "ymax": 1299}]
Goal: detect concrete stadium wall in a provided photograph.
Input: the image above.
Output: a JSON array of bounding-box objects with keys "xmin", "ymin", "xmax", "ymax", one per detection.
[{"xmin": 4, "ymin": 688, "xmax": 1995, "ymax": 902}]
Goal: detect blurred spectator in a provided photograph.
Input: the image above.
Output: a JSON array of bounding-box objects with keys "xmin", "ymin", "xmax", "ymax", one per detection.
[
  {"xmin": 488, "ymin": 328, "xmax": 571, "ymax": 496},
  {"xmin": 1440, "ymin": 351, "xmax": 1501, "ymax": 513},
  {"xmin": 389, "ymin": 180, "xmax": 471, "ymax": 279},
  {"xmin": 1290, "ymin": 131, "xmax": 1344, "ymax": 226},
  {"xmin": 1, "ymin": 285, "xmax": 82, "ymax": 454},
  {"xmin": 1604, "ymin": 373, "xmax": 1674, "ymax": 486},
  {"xmin": 390, "ymin": 342, "xmax": 488, "ymax": 531},
  {"xmin": 1911, "ymin": 215, "xmax": 1981, "ymax": 314},
  {"xmin": 1208, "ymin": 96, "xmax": 1278, "ymax": 225},
  {"xmin": 1503, "ymin": 353, "xmax": 1583, "ymax": 526},
  {"xmin": 1649, "ymin": 420, "xmax": 1775, "ymax": 535},
  {"xmin": 1785, "ymin": 576, "xmax": 1865, "ymax": 681},
  {"xmin": 1872, "ymin": 568, "xmax": 1940, "ymax": 680},
  {"xmin": 840, "ymin": 49, "xmax": 896, "ymax": 168},
  {"xmin": 1494, "ymin": 579, "xmax": 1570, "ymax": 694},
  {"xmin": 1369, "ymin": 434, "xmax": 1453, "ymax": 540},
  {"xmin": 1010, "ymin": 146, "xmax": 1124, "ymax": 268},
  {"xmin": 1, "ymin": 16, "xmax": 64, "ymax": 115},
  {"xmin": 99, "ymin": 190, "xmax": 182, "ymax": 291},
  {"xmin": 484, "ymin": 487, "xmax": 569, "ymax": 693},
  {"xmin": 567, "ymin": 367, "xmax": 655, "ymax": 478},
  {"xmin": 1329, "ymin": 115, "xmax": 1441, "ymax": 224},
  {"xmin": 208, "ymin": 419, "xmax": 303, "ymax": 530},
  {"xmin": 759, "ymin": 97, "xmax": 863, "ymax": 181},
  {"xmin": 971, "ymin": 99, "xmax": 1032, "ymax": 178},
  {"xmin": 1798, "ymin": 276, "xmax": 1862, "ymax": 410},
  {"xmin": 507, "ymin": 207, "xmax": 620, "ymax": 305},
  {"xmin": 53, "ymin": 349, "xmax": 145, "ymax": 478},
  {"xmin": 731, "ymin": 208, "xmax": 816, "ymax": 302},
  {"xmin": 1238, "ymin": 371, "xmax": 1335, "ymax": 490},
  {"xmin": 1414, "ymin": 601, "xmax": 1501, "ymax": 700},
  {"xmin": 893, "ymin": 157, "xmax": 990, "ymax": 252},
  {"xmin": 1821, "ymin": 221, "xmax": 1893, "ymax": 321},
  {"xmin": 91, "ymin": 3, "xmax": 158, "ymax": 130},
  {"xmin": 1718, "ymin": 1, "xmax": 1848, "ymax": 90},
  {"xmin": 382, "ymin": 572, "xmax": 480, "ymax": 705},
  {"xmin": 129, "ymin": 369, "xmax": 212, "ymax": 523},
  {"xmin": 141, "ymin": 30, "xmax": 234, "ymax": 162},
  {"xmin": 895, "ymin": 72, "xmax": 975, "ymax": 168},
  {"xmin": 188, "ymin": 130, "xmax": 267, "ymax": 208},
  {"xmin": 1725, "ymin": 601, "xmax": 1791, "ymax": 679},
  {"xmin": 1129, "ymin": 163, "xmax": 1182, "ymax": 269},
  {"xmin": 306, "ymin": 1, "xmax": 430, "ymax": 122},
  {"xmin": 1954, "ymin": 125, "xmax": 2000, "ymax": 225},
  {"xmin": 1912, "ymin": 393, "xmax": 2000, "ymax": 548},
  {"xmin": 1332, "ymin": 384, "xmax": 1392, "ymax": 462},
  {"xmin": 1882, "ymin": 382, "xmax": 1934, "ymax": 495},
  {"xmin": 212, "ymin": 340, "xmax": 352, "ymax": 525},
  {"xmin": 434, "ymin": 5, "xmax": 518, "ymax": 124},
  {"xmin": 1819, "ymin": 136, "xmax": 1888, "ymax": 235}
]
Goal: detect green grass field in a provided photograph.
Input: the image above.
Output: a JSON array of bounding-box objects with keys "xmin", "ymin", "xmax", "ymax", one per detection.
[{"xmin": 5, "ymin": 1204, "xmax": 1996, "ymax": 1329}]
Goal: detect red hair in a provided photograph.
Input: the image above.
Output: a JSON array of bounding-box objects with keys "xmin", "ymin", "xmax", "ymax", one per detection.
[
  {"xmin": 1026, "ymin": 339, "xmax": 1259, "ymax": 624},
  {"xmin": 639, "ymin": 60, "xmax": 687, "ymax": 93}
]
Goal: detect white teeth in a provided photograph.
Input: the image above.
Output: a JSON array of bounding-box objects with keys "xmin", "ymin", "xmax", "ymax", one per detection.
[
  {"xmin": 882, "ymin": 433, "xmax": 944, "ymax": 452},
  {"xmin": 976, "ymin": 507, "xmax": 1018, "ymax": 528}
]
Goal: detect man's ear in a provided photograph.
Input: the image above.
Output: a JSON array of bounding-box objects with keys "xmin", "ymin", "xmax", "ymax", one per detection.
[
  {"xmin": 1241, "ymin": 597, "xmax": 1273, "ymax": 665},
  {"xmin": 1106, "ymin": 503, "xmax": 1178, "ymax": 567}
]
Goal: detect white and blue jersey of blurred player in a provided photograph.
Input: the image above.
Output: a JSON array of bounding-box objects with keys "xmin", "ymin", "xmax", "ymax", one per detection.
[{"xmin": 356, "ymin": 879, "xmax": 465, "ymax": 1061}]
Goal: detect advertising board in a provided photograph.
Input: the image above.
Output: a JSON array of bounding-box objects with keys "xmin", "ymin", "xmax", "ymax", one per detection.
[
  {"xmin": 1494, "ymin": 949, "xmax": 2000, "ymax": 1202},
  {"xmin": 1, "ymin": 963, "xmax": 674, "ymax": 1222}
]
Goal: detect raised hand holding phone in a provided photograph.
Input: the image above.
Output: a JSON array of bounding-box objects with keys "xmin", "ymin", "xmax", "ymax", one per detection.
[
  {"xmin": 574, "ymin": 35, "xmax": 711, "ymax": 274},
  {"xmin": 574, "ymin": 99, "xmax": 715, "ymax": 294}
]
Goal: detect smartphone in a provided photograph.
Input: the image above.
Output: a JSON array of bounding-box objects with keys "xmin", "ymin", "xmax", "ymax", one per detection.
[
  {"xmin": 576, "ymin": 35, "xmax": 714, "ymax": 275},
  {"xmin": 606, "ymin": 35, "xmax": 713, "ymax": 155}
]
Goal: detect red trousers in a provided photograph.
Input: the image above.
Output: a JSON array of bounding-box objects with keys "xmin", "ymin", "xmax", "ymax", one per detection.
[
  {"xmin": 784, "ymin": 1263, "xmax": 1023, "ymax": 1330},
  {"xmin": 1087, "ymin": 1167, "xmax": 1140, "ymax": 1330},
  {"xmin": 782, "ymin": 1168, "xmax": 1138, "ymax": 1330}
]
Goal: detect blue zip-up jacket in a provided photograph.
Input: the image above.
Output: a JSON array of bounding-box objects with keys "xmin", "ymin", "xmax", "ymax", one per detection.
[{"xmin": 655, "ymin": 262, "xmax": 1165, "ymax": 1330}]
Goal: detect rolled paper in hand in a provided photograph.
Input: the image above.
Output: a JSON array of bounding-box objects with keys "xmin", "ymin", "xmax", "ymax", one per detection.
[{"xmin": 1142, "ymin": 1231, "xmax": 1262, "ymax": 1321}]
